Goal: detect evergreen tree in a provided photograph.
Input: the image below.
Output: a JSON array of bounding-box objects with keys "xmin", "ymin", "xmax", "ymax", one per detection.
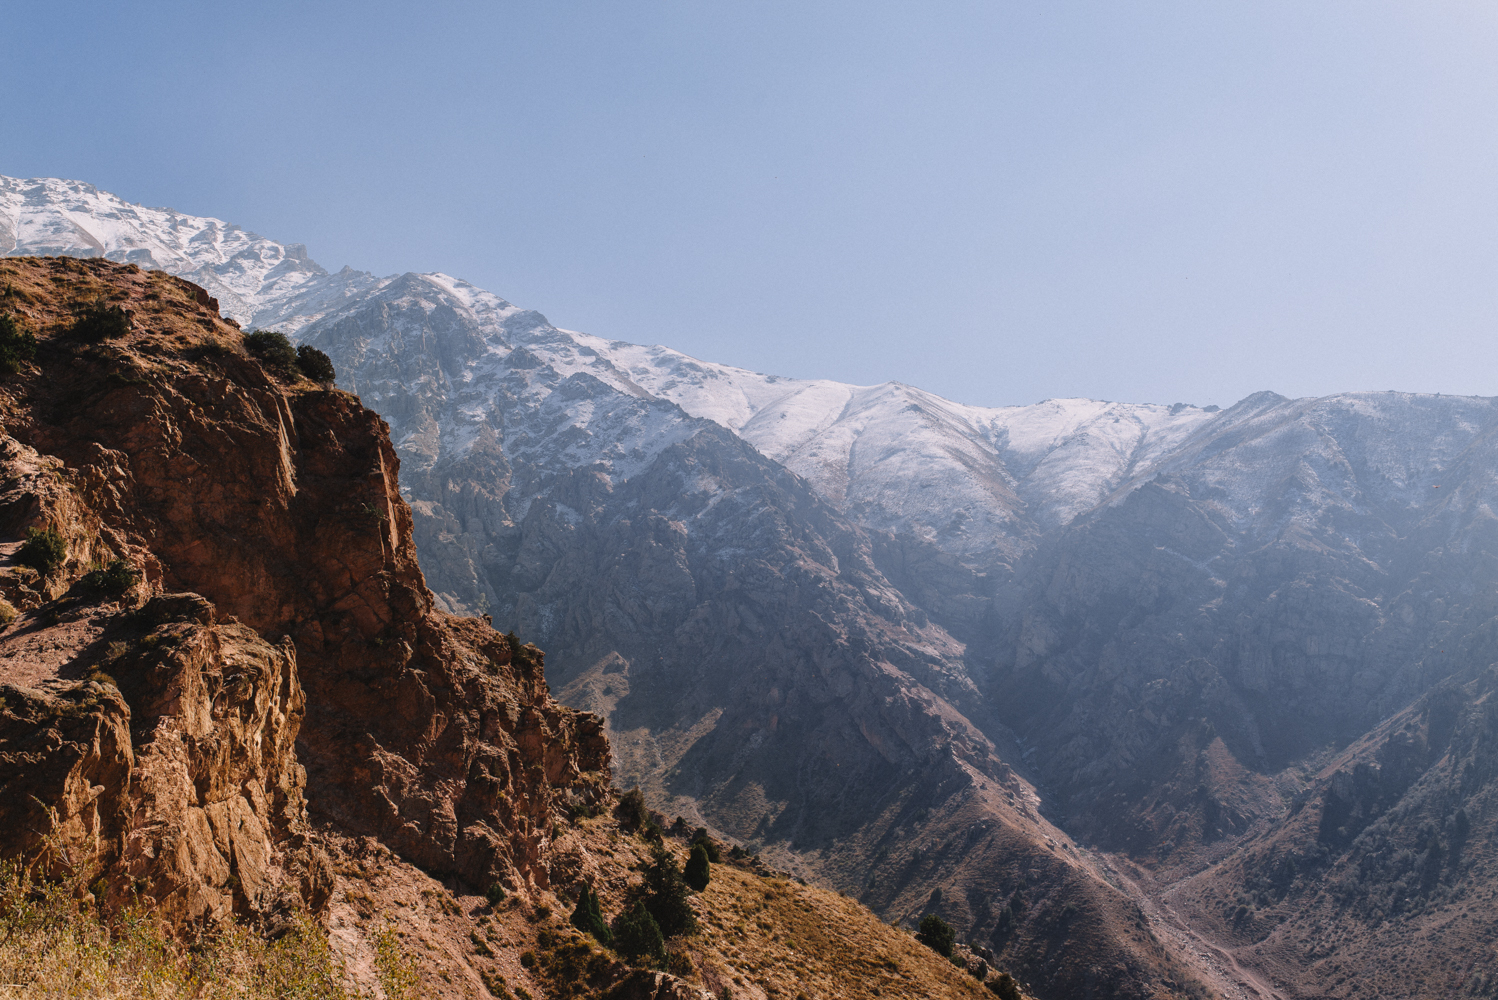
[
  {"xmin": 917, "ymin": 913, "xmax": 955, "ymax": 957},
  {"xmin": 684, "ymin": 842, "xmax": 711, "ymax": 892},
  {"xmin": 570, "ymin": 883, "xmax": 612, "ymax": 947},
  {"xmin": 690, "ymin": 827, "xmax": 721, "ymax": 862},
  {"xmin": 641, "ymin": 845, "xmax": 698, "ymax": 937},
  {"xmin": 611, "ymin": 901, "xmax": 664, "ymax": 967}
]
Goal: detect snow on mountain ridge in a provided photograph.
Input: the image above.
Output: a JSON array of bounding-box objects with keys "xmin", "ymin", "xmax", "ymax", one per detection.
[{"xmin": 0, "ymin": 174, "xmax": 1229, "ymax": 557}]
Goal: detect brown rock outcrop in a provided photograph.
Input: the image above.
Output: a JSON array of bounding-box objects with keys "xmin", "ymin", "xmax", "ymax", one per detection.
[{"xmin": 0, "ymin": 257, "xmax": 609, "ymax": 929}]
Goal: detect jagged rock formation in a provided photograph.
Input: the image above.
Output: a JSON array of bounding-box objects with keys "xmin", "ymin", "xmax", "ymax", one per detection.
[
  {"xmin": 0, "ymin": 256, "xmax": 1025, "ymax": 1000},
  {"xmin": 0, "ymin": 256, "xmax": 609, "ymax": 932}
]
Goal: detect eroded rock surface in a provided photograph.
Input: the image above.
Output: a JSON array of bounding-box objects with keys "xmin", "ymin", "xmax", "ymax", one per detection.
[{"xmin": 0, "ymin": 257, "xmax": 609, "ymax": 935}]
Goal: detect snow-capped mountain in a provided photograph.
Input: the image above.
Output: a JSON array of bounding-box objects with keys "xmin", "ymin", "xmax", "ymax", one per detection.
[
  {"xmin": 0, "ymin": 174, "xmax": 1219, "ymax": 565},
  {"xmin": 0, "ymin": 176, "xmax": 379, "ymax": 332},
  {"xmin": 17, "ymin": 174, "xmax": 1498, "ymax": 999}
]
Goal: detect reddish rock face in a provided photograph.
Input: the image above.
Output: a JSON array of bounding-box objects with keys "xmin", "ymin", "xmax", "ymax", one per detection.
[{"xmin": 0, "ymin": 257, "xmax": 610, "ymax": 920}]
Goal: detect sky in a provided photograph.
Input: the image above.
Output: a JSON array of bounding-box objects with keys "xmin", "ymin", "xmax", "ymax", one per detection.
[{"xmin": 4, "ymin": 2, "xmax": 1498, "ymax": 408}]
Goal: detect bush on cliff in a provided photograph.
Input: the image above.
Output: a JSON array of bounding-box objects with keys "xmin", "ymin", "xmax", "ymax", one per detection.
[
  {"xmin": 69, "ymin": 297, "xmax": 132, "ymax": 342},
  {"xmin": 917, "ymin": 913, "xmax": 955, "ymax": 957},
  {"xmin": 0, "ymin": 312, "xmax": 36, "ymax": 374},
  {"xmin": 991, "ymin": 971, "xmax": 1023, "ymax": 1000},
  {"xmin": 16, "ymin": 526, "xmax": 66, "ymax": 574},
  {"xmin": 77, "ymin": 558, "xmax": 138, "ymax": 598},
  {"xmin": 296, "ymin": 343, "xmax": 336, "ymax": 384},
  {"xmin": 616, "ymin": 787, "xmax": 648, "ymax": 829},
  {"xmin": 244, "ymin": 330, "xmax": 298, "ymax": 375}
]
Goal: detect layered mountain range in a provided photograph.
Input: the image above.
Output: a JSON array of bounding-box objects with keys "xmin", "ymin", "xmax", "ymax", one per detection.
[{"xmin": 8, "ymin": 174, "xmax": 1498, "ymax": 999}]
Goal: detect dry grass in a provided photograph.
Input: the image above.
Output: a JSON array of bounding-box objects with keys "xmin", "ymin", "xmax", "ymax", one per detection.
[
  {"xmin": 0, "ymin": 858, "xmax": 416, "ymax": 1000},
  {"xmin": 685, "ymin": 865, "xmax": 1000, "ymax": 1000}
]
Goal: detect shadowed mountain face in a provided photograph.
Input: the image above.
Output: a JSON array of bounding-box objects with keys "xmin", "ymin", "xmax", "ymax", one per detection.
[
  {"xmin": 294, "ymin": 274, "xmax": 1198, "ymax": 1000},
  {"xmin": 16, "ymin": 177, "xmax": 1498, "ymax": 998}
]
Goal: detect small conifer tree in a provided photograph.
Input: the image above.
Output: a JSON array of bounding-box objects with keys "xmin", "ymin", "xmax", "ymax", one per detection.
[
  {"xmin": 641, "ymin": 844, "xmax": 698, "ymax": 937},
  {"xmin": 570, "ymin": 883, "xmax": 612, "ymax": 946},
  {"xmin": 611, "ymin": 901, "xmax": 664, "ymax": 968},
  {"xmin": 684, "ymin": 842, "xmax": 711, "ymax": 892},
  {"xmin": 917, "ymin": 913, "xmax": 955, "ymax": 957},
  {"xmin": 691, "ymin": 827, "xmax": 721, "ymax": 862}
]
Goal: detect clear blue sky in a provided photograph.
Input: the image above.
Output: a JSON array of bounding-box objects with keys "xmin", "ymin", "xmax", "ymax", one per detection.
[{"xmin": 5, "ymin": 2, "xmax": 1498, "ymax": 408}]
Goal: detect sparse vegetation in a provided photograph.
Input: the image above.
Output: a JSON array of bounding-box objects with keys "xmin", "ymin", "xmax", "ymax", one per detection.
[
  {"xmin": 69, "ymin": 297, "xmax": 133, "ymax": 341},
  {"xmin": 0, "ymin": 854, "xmax": 403, "ymax": 999},
  {"xmin": 17, "ymin": 526, "xmax": 66, "ymax": 574},
  {"xmin": 0, "ymin": 311, "xmax": 37, "ymax": 374},
  {"xmin": 486, "ymin": 881, "xmax": 507, "ymax": 906},
  {"xmin": 77, "ymin": 558, "xmax": 138, "ymax": 598}
]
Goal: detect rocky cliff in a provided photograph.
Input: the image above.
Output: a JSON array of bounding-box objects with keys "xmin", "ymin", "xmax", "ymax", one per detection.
[
  {"xmin": 0, "ymin": 256, "xmax": 1027, "ymax": 1000},
  {"xmin": 0, "ymin": 255, "xmax": 609, "ymax": 931}
]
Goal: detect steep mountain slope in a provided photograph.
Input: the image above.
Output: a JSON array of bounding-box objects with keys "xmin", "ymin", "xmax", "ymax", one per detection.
[
  {"xmin": 0, "ymin": 255, "xmax": 1034, "ymax": 1000},
  {"xmin": 290, "ymin": 269, "xmax": 1197, "ymax": 999},
  {"xmin": 20, "ymin": 174, "xmax": 1498, "ymax": 999}
]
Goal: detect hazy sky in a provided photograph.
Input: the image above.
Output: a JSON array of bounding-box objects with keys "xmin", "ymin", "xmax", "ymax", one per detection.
[{"xmin": 5, "ymin": 2, "xmax": 1498, "ymax": 408}]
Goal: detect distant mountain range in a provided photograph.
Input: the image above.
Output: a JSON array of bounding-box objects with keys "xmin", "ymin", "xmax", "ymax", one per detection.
[{"xmin": 9, "ymin": 173, "xmax": 1498, "ymax": 1000}]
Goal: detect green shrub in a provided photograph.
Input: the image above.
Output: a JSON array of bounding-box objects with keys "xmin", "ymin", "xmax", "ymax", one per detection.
[
  {"xmin": 244, "ymin": 330, "xmax": 298, "ymax": 374},
  {"xmin": 0, "ymin": 312, "xmax": 36, "ymax": 374},
  {"xmin": 684, "ymin": 843, "xmax": 711, "ymax": 892},
  {"xmin": 78, "ymin": 559, "xmax": 138, "ymax": 598},
  {"xmin": 616, "ymin": 787, "xmax": 648, "ymax": 829},
  {"xmin": 16, "ymin": 526, "xmax": 66, "ymax": 574},
  {"xmin": 486, "ymin": 882, "xmax": 506, "ymax": 906},
  {"xmin": 372, "ymin": 923, "xmax": 420, "ymax": 1000},
  {"xmin": 991, "ymin": 971, "xmax": 1022, "ymax": 1000},
  {"xmin": 296, "ymin": 344, "xmax": 336, "ymax": 384},
  {"xmin": 70, "ymin": 298, "xmax": 133, "ymax": 342},
  {"xmin": 569, "ymin": 884, "xmax": 612, "ymax": 947},
  {"xmin": 917, "ymin": 913, "xmax": 955, "ymax": 958},
  {"xmin": 610, "ymin": 902, "xmax": 664, "ymax": 968}
]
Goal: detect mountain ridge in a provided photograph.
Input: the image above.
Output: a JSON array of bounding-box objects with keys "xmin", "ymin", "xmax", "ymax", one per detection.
[{"xmin": 16, "ymin": 173, "xmax": 1498, "ymax": 1000}]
